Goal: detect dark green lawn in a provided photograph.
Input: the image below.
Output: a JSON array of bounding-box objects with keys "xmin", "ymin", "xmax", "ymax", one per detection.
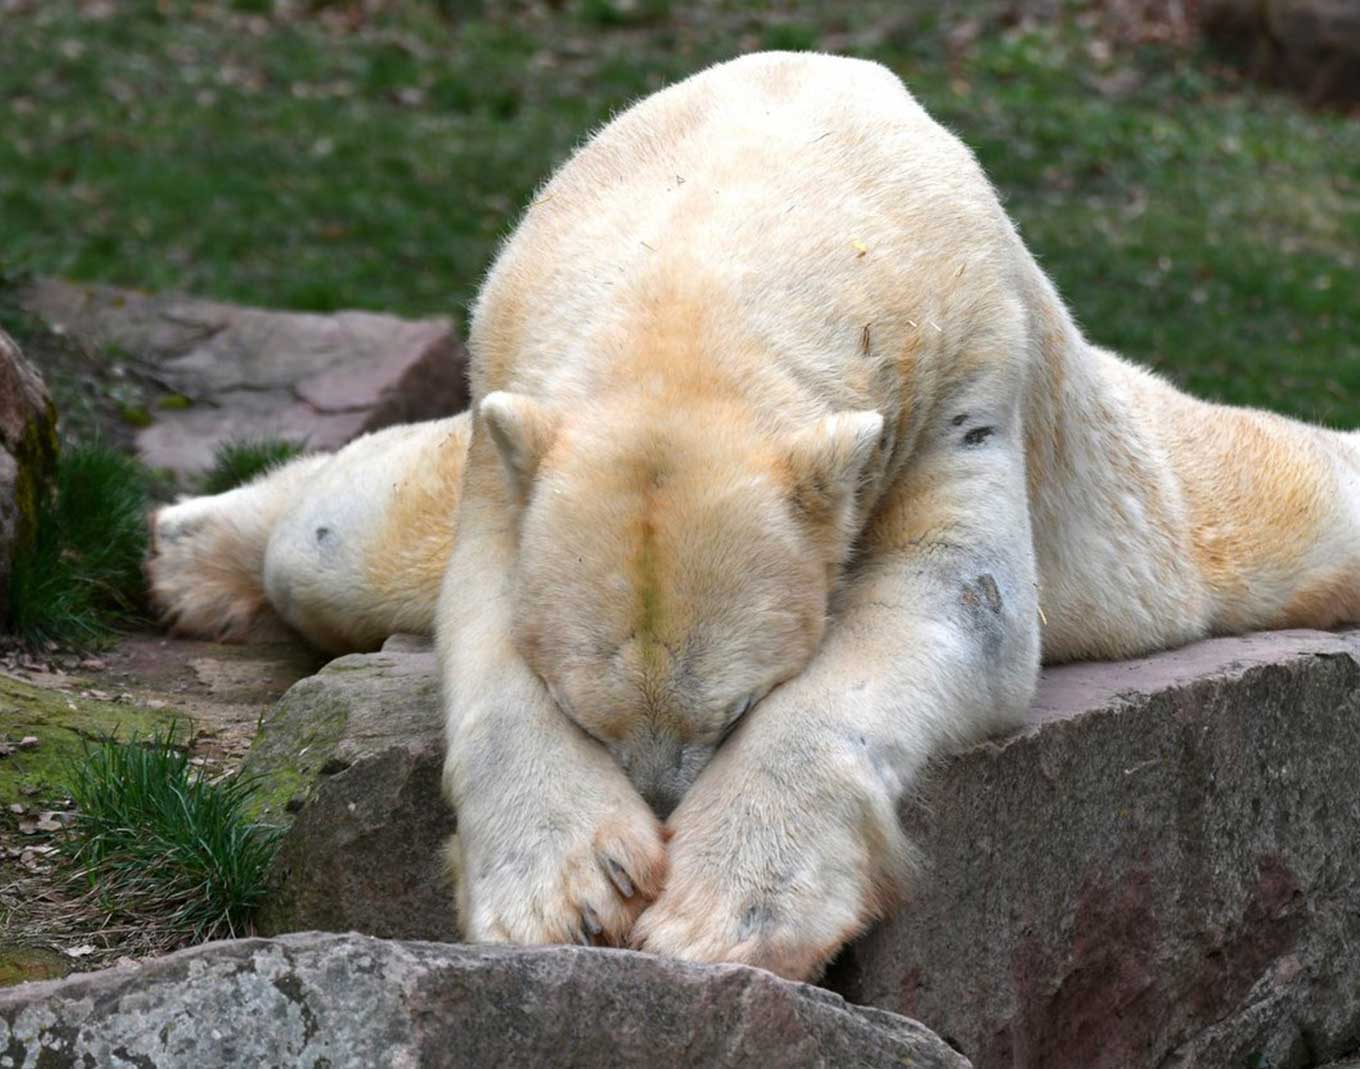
[{"xmin": 3, "ymin": 1, "xmax": 1358, "ymax": 423}]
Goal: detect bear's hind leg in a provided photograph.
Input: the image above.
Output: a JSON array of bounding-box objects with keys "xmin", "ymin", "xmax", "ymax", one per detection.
[
  {"xmin": 262, "ymin": 415, "xmax": 471, "ymax": 653},
  {"xmin": 147, "ymin": 452, "xmax": 330, "ymax": 643}
]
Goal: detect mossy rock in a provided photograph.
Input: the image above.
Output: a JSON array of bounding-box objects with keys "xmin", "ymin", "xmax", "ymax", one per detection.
[
  {"xmin": 242, "ymin": 642, "xmax": 456, "ymax": 941},
  {"xmin": 0, "ymin": 674, "xmax": 186, "ymax": 807},
  {"xmin": 0, "ymin": 944, "xmax": 70, "ymax": 988}
]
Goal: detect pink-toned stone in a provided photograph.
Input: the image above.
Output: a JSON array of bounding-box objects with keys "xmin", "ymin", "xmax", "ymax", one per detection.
[
  {"xmin": 20, "ymin": 278, "xmax": 470, "ymax": 476},
  {"xmin": 827, "ymin": 628, "xmax": 1360, "ymax": 1068}
]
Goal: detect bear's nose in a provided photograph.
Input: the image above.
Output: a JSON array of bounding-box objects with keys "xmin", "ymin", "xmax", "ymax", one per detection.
[{"xmin": 641, "ymin": 783, "xmax": 681, "ymax": 821}]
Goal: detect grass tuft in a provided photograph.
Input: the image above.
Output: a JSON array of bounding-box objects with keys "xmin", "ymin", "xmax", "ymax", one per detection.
[
  {"xmin": 8, "ymin": 442, "xmax": 151, "ymax": 647},
  {"xmin": 61, "ymin": 726, "xmax": 281, "ymax": 947},
  {"xmin": 199, "ymin": 438, "xmax": 306, "ymax": 495}
]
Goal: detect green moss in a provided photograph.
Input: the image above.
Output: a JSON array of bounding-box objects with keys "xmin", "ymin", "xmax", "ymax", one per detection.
[
  {"xmin": 156, "ymin": 394, "xmax": 192, "ymax": 411},
  {"xmin": 117, "ymin": 403, "xmax": 153, "ymax": 428},
  {"xmin": 0, "ymin": 674, "xmax": 184, "ymax": 807},
  {"xmin": 6, "ymin": 397, "xmax": 58, "ymax": 565},
  {"xmin": 0, "ymin": 945, "xmax": 70, "ymax": 988},
  {"xmin": 238, "ymin": 684, "xmax": 351, "ymax": 822}
]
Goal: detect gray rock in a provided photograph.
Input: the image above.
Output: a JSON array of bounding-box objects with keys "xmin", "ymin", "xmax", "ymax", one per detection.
[
  {"xmin": 242, "ymin": 648, "xmax": 457, "ymax": 941},
  {"xmin": 0, "ymin": 931, "xmax": 971, "ymax": 1069},
  {"xmin": 827, "ymin": 629, "xmax": 1360, "ymax": 1069},
  {"xmin": 19, "ymin": 277, "xmax": 470, "ymax": 476},
  {"xmin": 0, "ymin": 327, "xmax": 56, "ymax": 618}
]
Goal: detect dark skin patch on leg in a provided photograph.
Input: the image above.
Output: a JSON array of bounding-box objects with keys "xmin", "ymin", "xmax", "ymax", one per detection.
[
  {"xmin": 960, "ymin": 573, "xmax": 1006, "ymax": 657},
  {"xmin": 974, "ymin": 573, "xmax": 1002, "ymax": 612},
  {"xmin": 740, "ymin": 901, "xmax": 777, "ymax": 939}
]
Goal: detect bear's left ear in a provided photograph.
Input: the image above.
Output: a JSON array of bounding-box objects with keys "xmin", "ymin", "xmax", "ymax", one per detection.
[
  {"xmin": 785, "ymin": 410, "xmax": 884, "ymax": 556},
  {"xmin": 479, "ymin": 391, "xmax": 561, "ymax": 503}
]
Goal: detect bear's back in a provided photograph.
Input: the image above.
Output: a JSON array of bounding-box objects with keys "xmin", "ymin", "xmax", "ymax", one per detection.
[{"xmin": 468, "ymin": 51, "xmax": 1031, "ymax": 417}]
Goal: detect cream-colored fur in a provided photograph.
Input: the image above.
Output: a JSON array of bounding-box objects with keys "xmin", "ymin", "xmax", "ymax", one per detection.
[
  {"xmin": 149, "ymin": 415, "xmax": 470, "ymax": 653},
  {"xmin": 148, "ymin": 52, "xmax": 1360, "ymax": 981}
]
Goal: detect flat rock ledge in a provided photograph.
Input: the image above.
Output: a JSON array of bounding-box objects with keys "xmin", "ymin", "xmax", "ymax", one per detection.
[
  {"xmin": 244, "ymin": 628, "xmax": 1360, "ymax": 1069},
  {"xmin": 0, "ymin": 932, "xmax": 969, "ymax": 1069},
  {"xmin": 831, "ymin": 628, "xmax": 1360, "ymax": 1069},
  {"xmin": 19, "ymin": 278, "xmax": 470, "ymax": 476}
]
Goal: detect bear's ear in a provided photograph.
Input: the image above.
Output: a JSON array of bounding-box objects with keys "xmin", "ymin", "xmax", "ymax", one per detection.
[
  {"xmin": 479, "ymin": 391, "xmax": 561, "ymax": 502},
  {"xmin": 785, "ymin": 410, "xmax": 884, "ymax": 553}
]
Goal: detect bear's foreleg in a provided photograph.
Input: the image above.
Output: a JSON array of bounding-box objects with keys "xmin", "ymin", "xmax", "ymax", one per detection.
[
  {"xmin": 440, "ymin": 433, "xmax": 669, "ymax": 947},
  {"xmin": 632, "ymin": 408, "xmax": 1042, "ymax": 980}
]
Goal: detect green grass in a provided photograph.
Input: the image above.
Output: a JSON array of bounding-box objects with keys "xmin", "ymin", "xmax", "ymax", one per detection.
[
  {"xmin": 61, "ymin": 726, "xmax": 281, "ymax": 946},
  {"xmin": 199, "ymin": 438, "xmax": 307, "ymax": 495},
  {"xmin": 0, "ymin": 2, "xmax": 1357, "ymax": 423},
  {"xmin": 8, "ymin": 443, "xmax": 151, "ymax": 646}
]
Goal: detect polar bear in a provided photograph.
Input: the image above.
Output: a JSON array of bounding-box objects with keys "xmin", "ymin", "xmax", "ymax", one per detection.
[
  {"xmin": 149, "ymin": 51, "xmax": 1360, "ymax": 980},
  {"xmin": 149, "ymin": 416, "xmax": 470, "ymax": 652}
]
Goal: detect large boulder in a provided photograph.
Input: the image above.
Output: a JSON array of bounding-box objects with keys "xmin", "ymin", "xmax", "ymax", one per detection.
[
  {"xmin": 19, "ymin": 278, "xmax": 470, "ymax": 477},
  {"xmin": 242, "ymin": 636, "xmax": 456, "ymax": 940},
  {"xmin": 0, "ymin": 931, "xmax": 970, "ymax": 1068},
  {"xmin": 0, "ymin": 327, "xmax": 56, "ymax": 615},
  {"xmin": 828, "ymin": 628, "xmax": 1360, "ymax": 1068}
]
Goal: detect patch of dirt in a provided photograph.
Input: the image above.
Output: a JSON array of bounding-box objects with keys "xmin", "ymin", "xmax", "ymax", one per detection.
[
  {"xmin": 0, "ymin": 629, "xmax": 326, "ymax": 982},
  {"xmin": 5, "ymin": 631, "xmax": 325, "ymax": 768}
]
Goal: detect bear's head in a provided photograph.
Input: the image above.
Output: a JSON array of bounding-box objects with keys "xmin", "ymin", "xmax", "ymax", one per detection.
[{"xmin": 480, "ymin": 391, "xmax": 883, "ymax": 818}]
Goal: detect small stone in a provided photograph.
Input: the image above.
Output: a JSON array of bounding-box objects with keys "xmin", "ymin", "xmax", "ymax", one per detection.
[{"xmin": 17, "ymin": 736, "xmax": 38, "ymax": 749}]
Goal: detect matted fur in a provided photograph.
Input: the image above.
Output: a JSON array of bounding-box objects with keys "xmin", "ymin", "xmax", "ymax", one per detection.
[{"xmin": 147, "ymin": 53, "xmax": 1360, "ymax": 980}]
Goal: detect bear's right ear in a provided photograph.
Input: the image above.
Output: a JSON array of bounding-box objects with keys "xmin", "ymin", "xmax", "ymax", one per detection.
[
  {"xmin": 479, "ymin": 391, "xmax": 560, "ymax": 503},
  {"xmin": 785, "ymin": 409, "xmax": 884, "ymax": 561}
]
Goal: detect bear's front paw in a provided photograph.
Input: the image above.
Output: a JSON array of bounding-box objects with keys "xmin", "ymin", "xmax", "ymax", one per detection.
[
  {"xmin": 453, "ymin": 784, "xmax": 668, "ymax": 948},
  {"xmin": 631, "ymin": 755, "xmax": 902, "ymax": 981},
  {"xmin": 631, "ymin": 850, "xmax": 870, "ymax": 982}
]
